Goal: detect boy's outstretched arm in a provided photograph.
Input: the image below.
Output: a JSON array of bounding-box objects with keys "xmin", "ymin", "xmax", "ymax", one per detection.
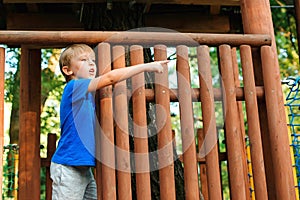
[{"xmin": 88, "ymin": 60, "xmax": 168, "ymax": 92}]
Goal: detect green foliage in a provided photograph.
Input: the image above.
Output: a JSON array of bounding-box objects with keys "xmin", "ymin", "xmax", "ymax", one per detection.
[
  {"xmin": 271, "ymin": 0, "xmax": 300, "ymax": 77},
  {"xmin": 4, "ymin": 48, "xmax": 20, "ymax": 103}
]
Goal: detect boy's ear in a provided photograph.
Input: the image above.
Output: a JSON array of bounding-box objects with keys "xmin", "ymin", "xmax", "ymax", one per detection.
[{"xmin": 62, "ymin": 66, "xmax": 73, "ymax": 75}]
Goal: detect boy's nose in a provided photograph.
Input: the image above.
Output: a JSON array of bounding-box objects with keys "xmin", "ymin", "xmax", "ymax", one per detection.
[{"xmin": 88, "ymin": 60, "xmax": 95, "ymax": 65}]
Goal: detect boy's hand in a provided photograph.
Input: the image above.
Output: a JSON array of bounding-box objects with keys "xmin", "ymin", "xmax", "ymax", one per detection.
[{"xmin": 153, "ymin": 60, "xmax": 169, "ymax": 73}]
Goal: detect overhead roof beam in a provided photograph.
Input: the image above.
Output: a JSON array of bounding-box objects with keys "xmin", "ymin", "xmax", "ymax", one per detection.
[{"xmin": 3, "ymin": 0, "xmax": 240, "ymax": 6}]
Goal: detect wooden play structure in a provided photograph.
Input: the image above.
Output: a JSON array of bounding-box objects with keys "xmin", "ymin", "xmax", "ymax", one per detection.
[{"xmin": 0, "ymin": 0, "xmax": 299, "ymax": 199}]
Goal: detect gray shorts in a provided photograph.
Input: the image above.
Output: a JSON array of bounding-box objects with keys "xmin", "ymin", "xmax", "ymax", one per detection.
[{"xmin": 50, "ymin": 162, "xmax": 97, "ymax": 200}]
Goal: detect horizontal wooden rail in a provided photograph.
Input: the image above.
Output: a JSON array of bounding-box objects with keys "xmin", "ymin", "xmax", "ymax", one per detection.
[
  {"xmin": 178, "ymin": 152, "xmax": 228, "ymax": 163},
  {"xmin": 143, "ymin": 86, "xmax": 264, "ymax": 102},
  {"xmin": 0, "ymin": 31, "xmax": 271, "ymax": 47}
]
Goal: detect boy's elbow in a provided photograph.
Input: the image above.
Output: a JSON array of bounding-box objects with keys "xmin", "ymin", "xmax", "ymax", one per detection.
[{"xmin": 105, "ymin": 74, "xmax": 116, "ymax": 85}]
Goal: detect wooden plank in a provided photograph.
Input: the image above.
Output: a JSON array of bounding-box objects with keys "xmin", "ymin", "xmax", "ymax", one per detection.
[
  {"xmin": 7, "ymin": 13, "xmax": 84, "ymax": 30},
  {"xmin": 18, "ymin": 47, "xmax": 41, "ymax": 200},
  {"xmin": 197, "ymin": 45, "xmax": 222, "ymax": 200},
  {"xmin": 210, "ymin": 5, "xmax": 221, "ymax": 15},
  {"xmin": 145, "ymin": 13, "xmax": 230, "ymax": 33},
  {"xmin": 130, "ymin": 45, "xmax": 151, "ymax": 200},
  {"xmin": 112, "ymin": 45, "xmax": 132, "ymax": 200},
  {"xmin": 0, "ymin": 31, "xmax": 272, "ymax": 47},
  {"xmin": 154, "ymin": 45, "xmax": 176, "ymax": 200},
  {"xmin": 0, "ymin": 47, "xmax": 4, "ymax": 200},
  {"xmin": 98, "ymin": 43, "xmax": 116, "ymax": 200},
  {"xmin": 219, "ymin": 44, "xmax": 248, "ymax": 200},
  {"xmin": 176, "ymin": 45, "xmax": 199, "ymax": 200},
  {"xmin": 240, "ymin": 45, "xmax": 268, "ymax": 200},
  {"xmin": 3, "ymin": 0, "xmax": 240, "ymax": 6}
]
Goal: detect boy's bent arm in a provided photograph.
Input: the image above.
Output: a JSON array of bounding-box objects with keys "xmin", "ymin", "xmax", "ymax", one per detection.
[{"xmin": 88, "ymin": 61, "xmax": 167, "ymax": 92}]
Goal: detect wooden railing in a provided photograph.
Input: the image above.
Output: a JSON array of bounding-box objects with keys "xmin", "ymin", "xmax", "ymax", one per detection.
[{"xmin": 0, "ymin": 31, "xmax": 296, "ymax": 200}]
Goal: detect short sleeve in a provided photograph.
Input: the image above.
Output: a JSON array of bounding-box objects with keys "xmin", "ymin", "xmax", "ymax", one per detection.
[{"xmin": 66, "ymin": 79, "xmax": 92, "ymax": 103}]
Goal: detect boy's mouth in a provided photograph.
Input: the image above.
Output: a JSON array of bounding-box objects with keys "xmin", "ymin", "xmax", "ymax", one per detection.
[{"xmin": 89, "ymin": 69, "xmax": 95, "ymax": 75}]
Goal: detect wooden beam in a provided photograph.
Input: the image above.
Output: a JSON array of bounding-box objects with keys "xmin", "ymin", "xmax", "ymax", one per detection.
[
  {"xmin": 145, "ymin": 13, "xmax": 230, "ymax": 33},
  {"xmin": 18, "ymin": 47, "xmax": 41, "ymax": 200},
  {"xmin": 6, "ymin": 13, "xmax": 84, "ymax": 30},
  {"xmin": 210, "ymin": 5, "xmax": 221, "ymax": 15},
  {"xmin": 3, "ymin": 0, "xmax": 240, "ymax": 6},
  {"xmin": 0, "ymin": 31, "xmax": 272, "ymax": 47},
  {"xmin": 7, "ymin": 12, "xmax": 230, "ymax": 33},
  {"xmin": 26, "ymin": 3, "xmax": 39, "ymax": 12}
]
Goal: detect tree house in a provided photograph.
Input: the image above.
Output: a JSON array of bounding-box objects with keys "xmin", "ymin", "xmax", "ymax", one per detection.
[{"xmin": 0, "ymin": 0, "xmax": 297, "ymax": 199}]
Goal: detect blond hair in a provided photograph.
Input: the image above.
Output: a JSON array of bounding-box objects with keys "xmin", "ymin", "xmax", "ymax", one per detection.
[{"xmin": 59, "ymin": 44, "xmax": 95, "ymax": 82}]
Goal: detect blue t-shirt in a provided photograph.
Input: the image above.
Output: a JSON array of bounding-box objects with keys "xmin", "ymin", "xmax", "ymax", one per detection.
[{"xmin": 52, "ymin": 79, "xmax": 96, "ymax": 166}]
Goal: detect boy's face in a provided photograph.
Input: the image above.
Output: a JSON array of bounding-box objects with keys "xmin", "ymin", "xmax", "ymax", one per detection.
[{"xmin": 69, "ymin": 51, "xmax": 97, "ymax": 79}]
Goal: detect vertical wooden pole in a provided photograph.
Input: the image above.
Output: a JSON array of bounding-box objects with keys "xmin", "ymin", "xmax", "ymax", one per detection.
[
  {"xmin": 176, "ymin": 45, "xmax": 199, "ymax": 200},
  {"xmin": 197, "ymin": 129, "xmax": 209, "ymax": 200},
  {"xmin": 197, "ymin": 45, "xmax": 222, "ymax": 200},
  {"xmin": 231, "ymin": 47, "xmax": 250, "ymax": 200},
  {"xmin": 260, "ymin": 46, "xmax": 296, "ymax": 199},
  {"xmin": 19, "ymin": 112, "xmax": 38, "ymax": 199},
  {"xmin": 240, "ymin": 45, "xmax": 268, "ymax": 200},
  {"xmin": 97, "ymin": 43, "xmax": 116, "ymax": 200},
  {"xmin": 240, "ymin": 1, "xmax": 296, "ymax": 198},
  {"xmin": 154, "ymin": 44, "xmax": 176, "ymax": 200},
  {"xmin": 112, "ymin": 45, "xmax": 132, "ymax": 200},
  {"xmin": 0, "ymin": 47, "xmax": 4, "ymax": 200},
  {"xmin": 219, "ymin": 44, "xmax": 247, "ymax": 200},
  {"xmin": 130, "ymin": 45, "xmax": 151, "ymax": 200},
  {"xmin": 19, "ymin": 47, "xmax": 41, "ymax": 200},
  {"xmin": 46, "ymin": 133, "xmax": 57, "ymax": 200}
]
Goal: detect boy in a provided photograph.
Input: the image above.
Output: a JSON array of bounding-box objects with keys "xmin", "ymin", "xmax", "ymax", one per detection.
[{"xmin": 50, "ymin": 44, "xmax": 168, "ymax": 199}]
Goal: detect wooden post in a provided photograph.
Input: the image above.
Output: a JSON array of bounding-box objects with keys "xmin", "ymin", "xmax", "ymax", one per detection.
[
  {"xmin": 219, "ymin": 44, "xmax": 248, "ymax": 200},
  {"xmin": 240, "ymin": 1, "xmax": 296, "ymax": 198},
  {"xmin": 19, "ymin": 47, "xmax": 41, "ymax": 200},
  {"xmin": 112, "ymin": 45, "xmax": 132, "ymax": 200},
  {"xmin": 197, "ymin": 129, "xmax": 209, "ymax": 200},
  {"xmin": 0, "ymin": 47, "xmax": 4, "ymax": 200},
  {"xmin": 154, "ymin": 44, "xmax": 176, "ymax": 200},
  {"xmin": 130, "ymin": 45, "xmax": 151, "ymax": 200},
  {"xmin": 97, "ymin": 43, "xmax": 116, "ymax": 200},
  {"xmin": 176, "ymin": 45, "xmax": 199, "ymax": 200},
  {"xmin": 197, "ymin": 45, "xmax": 222, "ymax": 200},
  {"xmin": 231, "ymin": 47, "xmax": 250, "ymax": 200},
  {"xmin": 260, "ymin": 46, "xmax": 296, "ymax": 199},
  {"xmin": 240, "ymin": 45, "xmax": 268, "ymax": 200},
  {"xmin": 46, "ymin": 133, "xmax": 57, "ymax": 200},
  {"xmin": 19, "ymin": 112, "xmax": 39, "ymax": 199}
]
